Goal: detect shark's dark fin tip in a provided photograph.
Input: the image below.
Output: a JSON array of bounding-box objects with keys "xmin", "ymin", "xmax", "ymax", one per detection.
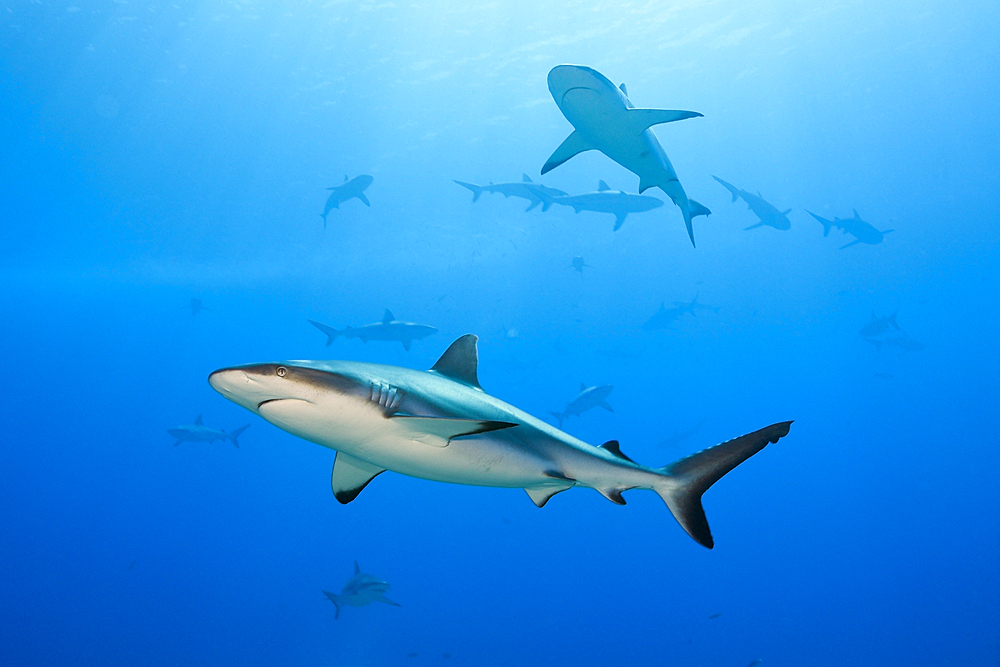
[{"xmin": 430, "ymin": 334, "xmax": 482, "ymax": 389}]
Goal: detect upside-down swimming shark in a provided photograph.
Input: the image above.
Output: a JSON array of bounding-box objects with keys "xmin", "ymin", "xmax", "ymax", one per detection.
[
  {"xmin": 454, "ymin": 174, "xmax": 567, "ymax": 212},
  {"xmin": 543, "ymin": 180, "xmax": 664, "ymax": 231},
  {"xmin": 807, "ymin": 209, "xmax": 894, "ymax": 249},
  {"xmin": 209, "ymin": 335, "xmax": 792, "ymax": 548},
  {"xmin": 712, "ymin": 176, "xmax": 791, "ymax": 231},
  {"xmin": 550, "ymin": 383, "xmax": 613, "ymax": 428},
  {"xmin": 323, "ymin": 561, "xmax": 400, "ymax": 620},
  {"xmin": 541, "ymin": 65, "xmax": 710, "ymax": 246},
  {"xmin": 321, "ymin": 175, "xmax": 374, "ymax": 228},
  {"xmin": 168, "ymin": 415, "xmax": 249, "ymax": 448},
  {"xmin": 309, "ymin": 310, "xmax": 437, "ymax": 351}
]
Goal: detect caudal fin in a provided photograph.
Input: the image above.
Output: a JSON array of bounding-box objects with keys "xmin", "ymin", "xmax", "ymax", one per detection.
[
  {"xmin": 228, "ymin": 424, "xmax": 250, "ymax": 448},
  {"xmin": 308, "ymin": 319, "xmax": 341, "ymax": 346},
  {"xmin": 323, "ymin": 591, "xmax": 344, "ymax": 620},
  {"xmin": 453, "ymin": 180, "xmax": 483, "ymax": 202},
  {"xmin": 681, "ymin": 199, "xmax": 712, "ymax": 248},
  {"xmin": 807, "ymin": 211, "xmax": 834, "ymax": 237},
  {"xmin": 549, "ymin": 411, "xmax": 565, "ymax": 428},
  {"xmin": 654, "ymin": 421, "xmax": 792, "ymax": 549}
]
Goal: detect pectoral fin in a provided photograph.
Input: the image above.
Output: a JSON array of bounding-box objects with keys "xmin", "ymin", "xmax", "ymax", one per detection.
[
  {"xmin": 357, "ymin": 193, "xmax": 371, "ymax": 207},
  {"xmin": 541, "ymin": 131, "xmax": 594, "ymax": 175},
  {"xmin": 390, "ymin": 415, "xmax": 517, "ymax": 447},
  {"xmin": 331, "ymin": 452, "xmax": 386, "ymax": 504},
  {"xmin": 628, "ymin": 108, "xmax": 703, "ymax": 133}
]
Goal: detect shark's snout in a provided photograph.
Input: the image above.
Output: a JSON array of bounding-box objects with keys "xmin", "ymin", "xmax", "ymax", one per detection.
[{"xmin": 209, "ymin": 364, "xmax": 290, "ymax": 413}]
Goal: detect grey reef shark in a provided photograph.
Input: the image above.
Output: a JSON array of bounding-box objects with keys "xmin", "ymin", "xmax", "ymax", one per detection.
[
  {"xmin": 168, "ymin": 415, "xmax": 249, "ymax": 448},
  {"xmin": 309, "ymin": 309, "xmax": 437, "ymax": 351},
  {"xmin": 712, "ymin": 176, "xmax": 792, "ymax": 231},
  {"xmin": 642, "ymin": 301, "xmax": 695, "ymax": 330},
  {"xmin": 209, "ymin": 334, "xmax": 793, "ymax": 549},
  {"xmin": 453, "ymin": 174, "xmax": 567, "ymax": 212},
  {"xmin": 541, "ymin": 65, "xmax": 710, "ymax": 246},
  {"xmin": 184, "ymin": 297, "xmax": 209, "ymax": 316},
  {"xmin": 550, "ymin": 382, "xmax": 614, "ymax": 428},
  {"xmin": 543, "ymin": 180, "xmax": 664, "ymax": 231},
  {"xmin": 569, "ymin": 255, "xmax": 593, "ymax": 274},
  {"xmin": 321, "ymin": 174, "xmax": 374, "ymax": 228},
  {"xmin": 866, "ymin": 332, "xmax": 925, "ymax": 352},
  {"xmin": 859, "ymin": 311, "xmax": 900, "ymax": 338},
  {"xmin": 807, "ymin": 209, "xmax": 894, "ymax": 249},
  {"xmin": 323, "ymin": 561, "xmax": 400, "ymax": 620},
  {"xmin": 672, "ymin": 294, "xmax": 720, "ymax": 315}
]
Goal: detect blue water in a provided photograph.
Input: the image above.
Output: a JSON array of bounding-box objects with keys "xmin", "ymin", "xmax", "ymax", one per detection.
[{"xmin": 2, "ymin": 2, "xmax": 998, "ymax": 665}]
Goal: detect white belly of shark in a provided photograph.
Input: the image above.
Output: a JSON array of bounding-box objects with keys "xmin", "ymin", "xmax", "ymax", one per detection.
[{"xmin": 209, "ymin": 334, "xmax": 792, "ymax": 549}]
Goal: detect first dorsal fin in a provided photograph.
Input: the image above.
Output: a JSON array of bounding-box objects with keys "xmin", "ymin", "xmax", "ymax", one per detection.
[
  {"xmin": 599, "ymin": 440, "xmax": 634, "ymax": 463},
  {"xmin": 195, "ymin": 414, "xmax": 203, "ymax": 425},
  {"xmin": 382, "ymin": 309, "xmax": 395, "ymax": 323},
  {"xmin": 354, "ymin": 560, "xmax": 361, "ymax": 574},
  {"xmin": 522, "ymin": 173, "xmax": 533, "ymax": 182},
  {"xmin": 619, "ymin": 82, "xmax": 628, "ymax": 96},
  {"xmin": 579, "ymin": 382, "xmax": 587, "ymax": 392},
  {"xmin": 430, "ymin": 334, "xmax": 483, "ymax": 389},
  {"xmin": 597, "ymin": 180, "xmax": 611, "ymax": 192}
]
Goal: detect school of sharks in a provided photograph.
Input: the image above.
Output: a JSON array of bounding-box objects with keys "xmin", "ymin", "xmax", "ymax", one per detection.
[{"xmin": 180, "ymin": 64, "xmax": 914, "ymax": 620}]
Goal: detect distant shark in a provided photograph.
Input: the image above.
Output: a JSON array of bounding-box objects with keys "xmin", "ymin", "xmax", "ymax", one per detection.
[
  {"xmin": 712, "ymin": 176, "xmax": 791, "ymax": 231},
  {"xmin": 865, "ymin": 333, "xmax": 925, "ymax": 352},
  {"xmin": 321, "ymin": 175, "xmax": 374, "ymax": 228},
  {"xmin": 323, "ymin": 562, "xmax": 400, "ymax": 620},
  {"xmin": 209, "ymin": 334, "xmax": 793, "ymax": 548},
  {"xmin": 660, "ymin": 419, "xmax": 705, "ymax": 449},
  {"xmin": 569, "ymin": 255, "xmax": 593, "ymax": 274},
  {"xmin": 673, "ymin": 294, "xmax": 720, "ymax": 315},
  {"xmin": 183, "ymin": 297, "xmax": 209, "ymax": 316},
  {"xmin": 543, "ymin": 180, "xmax": 664, "ymax": 231},
  {"xmin": 541, "ymin": 65, "xmax": 710, "ymax": 246},
  {"xmin": 454, "ymin": 174, "xmax": 567, "ymax": 212},
  {"xmin": 309, "ymin": 310, "xmax": 437, "ymax": 351},
  {"xmin": 168, "ymin": 415, "xmax": 249, "ymax": 448},
  {"xmin": 642, "ymin": 302, "xmax": 694, "ymax": 330},
  {"xmin": 859, "ymin": 311, "xmax": 900, "ymax": 338},
  {"xmin": 807, "ymin": 209, "xmax": 893, "ymax": 249},
  {"xmin": 550, "ymin": 383, "xmax": 614, "ymax": 428}
]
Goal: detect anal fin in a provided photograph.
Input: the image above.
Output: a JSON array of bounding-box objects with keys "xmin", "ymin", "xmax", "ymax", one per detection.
[
  {"xmin": 525, "ymin": 483, "xmax": 573, "ymax": 508},
  {"xmin": 331, "ymin": 452, "xmax": 386, "ymax": 504}
]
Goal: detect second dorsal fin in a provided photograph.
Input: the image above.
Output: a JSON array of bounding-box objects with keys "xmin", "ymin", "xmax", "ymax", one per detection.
[
  {"xmin": 599, "ymin": 440, "xmax": 634, "ymax": 463},
  {"xmin": 430, "ymin": 334, "xmax": 483, "ymax": 390}
]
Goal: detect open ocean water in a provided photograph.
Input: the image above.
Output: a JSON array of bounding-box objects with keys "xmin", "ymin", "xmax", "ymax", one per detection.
[{"xmin": 1, "ymin": 1, "xmax": 998, "ymax": 665}]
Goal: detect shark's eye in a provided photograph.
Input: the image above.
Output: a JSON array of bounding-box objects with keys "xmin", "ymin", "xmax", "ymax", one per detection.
[{"xmin": 276, "ymin": 366, "xmax": 287, "ymax": 377}]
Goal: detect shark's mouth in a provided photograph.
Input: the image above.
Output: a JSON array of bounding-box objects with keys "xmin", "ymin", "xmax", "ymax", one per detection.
[
  {"xmin": 560, "ymin": 86, "xmax": 598, "ymax": 105},
  {"xmin": 257, "ymin": 397, "xmax": 312, "ymax": 410}
]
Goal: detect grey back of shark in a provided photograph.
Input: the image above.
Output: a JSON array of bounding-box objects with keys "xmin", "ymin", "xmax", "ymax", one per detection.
[
  {"xmin": 546, "ymin": 180, "xmax": 664, "ymax": 231},
  {"xmin": 322, "ymin": 561, "xmax": 400, "ymax": 620},
  {"xmin": 321, "ymin": 174, "xmax": 374, "ymax": 227},
  {"xmin": 550, "ymin": 383, "xmax": 614, "ymax": 428},
  {"xmin": 541, "ymin": 65, "xmax": 710, "ymax": 246},
  {"xmin": 209, "ymin": 334, "xmax": 793, "ymax": 548},
  {"xmin": 309, "ymin": 309, "xmax": 437, "ymax": 351},
  {"xmin": 642, "ymin": 302, "xmax": 694, "ymax": 330},
  {"xmin": 808, "ymin": 209, "xmax": 894, "ymax": 249},
  {"xmin": 712, "ymin": 176, "xmax": 791, "ymax": 231},
  {"xmin": 168, "ymin": 415, "xmax": 249, "ymax": 447},
  {"xmin": 454, "ymin": 174, "xmax": 567, "ymax": 212}
]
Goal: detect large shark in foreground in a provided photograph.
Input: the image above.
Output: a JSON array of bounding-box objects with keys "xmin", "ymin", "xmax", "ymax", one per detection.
[
  {"xmin": 807, "ymin": 209, "xmax": 894, "ymax": 249},
  {"xmin": 323, "ymin": 562, "xmax": 400, "ymax": 620},
  {"xmin": 209, "ymin": 335, "xmax": 792, "ymax": 549},
  {"xmin": 541, "ymin": 65, "xmax": 710, "ymax": 246},
  {"xmin": 309, "ymin": 310, "xmax": 437, "ymax": 351},
  {"xmin": 543, "ymin": 180, "xmax": 664, "ymax": 231},
  {"xmin": 321, "ymin": 175, "xmax": 374, "ymax": 228},
  {"xmin": 712, "ymin": 176, "xmax": 791, "ymax": 231},
  {"xmin": 168, "ymin": 415, "xmax": 249, "ymax": 448}
]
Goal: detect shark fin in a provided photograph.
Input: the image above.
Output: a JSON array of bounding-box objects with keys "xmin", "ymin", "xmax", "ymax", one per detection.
[
  {"xmin": 401, "ymin": 339, "xmax": 411, "ymax": 351},
  {"xmin": 599, "ymin": 440, "xmax": 634, "ymax": 463},
  {"xmin": 541, "ymin": 130, "xmax": 594, "ymax": 175},
  {"xmin": 308, "ymin": 319, "xmax": 340, "ymax": 346},
  {"xmin": 357, "ymin": 193, "xmax": 371, "ymax": 207},
  {"xmin": 375, "ymin": 594, "xmax": 401, "ymax": 607},
  {"xmin": 613, "ymin": 212, "xmax": 628, "ymax": 231},
  {"xmin": 195, "ymin": 414, "xmax": 203, "ymax": 425},
  {"xmin": 323, "ymin": 590, "xmax": 345, "ymax": 620},
  {"xmin": 712, "ymin": 175, "xmax": 740, "ymax": 202},
  {"xmin": 839, "ymin": 239, "xmax": 863, "ymax": 249},
  {"xmin": 619, "ymin": 82, "xmax": 628, "ymax": 96},
  {"xmin": 228, "ymin": 424, "xmax": 250, "ymax": 448},
  {"xmin": 579, "ymin": 382, "xmax": 587, "ymax": 392},
  {"xmin": 382, "ymin": 309, "xmax": 395, "ymax": 323},
  {"xmin": 454, "ymin": 180, "xmax": 483, "ymax": 202},
  {"xmin": 598, "ymin": 180, "xmax": 611, "ymax": 192},
  {"xmin": 744, "ymin": 221, "xmax": 767, "ymax": 231},
  {"xmin": 891, "ymin": 312, "xmax": 900, "ymax": 330},
  {"xmin": 525, "ymin": 483, "xmax": 573, "ymax": 508},
  {"xmin": 598, "ymin": 488, "xmax": 627, "ymax": 505},
  {"xmin": 627, "ymin": 108, "xmax": 703, "ymax": 133},
  {"xmin": 549, "ymin": 411, "xmax": 565, "ymax": 428},
  {"xmin": 390, "ymin": 415, "xmax": 517, "ymax": 447},
  {"xmin": 522, "ymin": 173, "xmax": 533, "ymax": 182},
  {"xmin": 430, "ymin": 334, "xmax": 483, "ymax": 389},
  {"xmin": 331, "ymin": 453, "xmax": 385, "ymax": 504},
  {"xmin": 525, "ymin": 199, "xmax": 540, "ymax": 212},
  {"xmin": 807, "ymin": 211, "xmax": 834, "ymax": 237},
  {"xmin": 655, "ymin": 421, "xmax": 792, "ymax": 549},
  {"xmin": 354, "ymin": 561, "xmax": 360, "ymax": 574},
  {"xmin": 782, "ymin": 208, "xmax": 792, "ymax": 215},
  {"xmin": 599, "ymin": 400, "xmax": 614, "ymax": 412},
  {"xmin": 854, "ymin": 209, "xmax": 861, "ymax": 219}
]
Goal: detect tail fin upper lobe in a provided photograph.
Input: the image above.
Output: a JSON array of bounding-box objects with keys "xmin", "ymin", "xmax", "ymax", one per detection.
[
  {"xmin": 309, "ymin": 320, "xmax": 341, "ymax": 346},
  {"xmin": 228, "ymin": 424, "xmax": 250, "ymax": 448},
  {"xmin": 323, "ymin": 591, "xmax": 344, "ymax": 620},
  {"xmin": 654, "ymin": 421, "xmax": 792, "ymax": 549},
  {"xmin": 453, "ymin": 180, "xmax": 483, "ymax": 202}
]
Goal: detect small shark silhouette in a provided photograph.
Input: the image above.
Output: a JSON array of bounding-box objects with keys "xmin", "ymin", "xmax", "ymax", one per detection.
[
  {"xmin": 168, "ymin": 415, "xmax": 249, "ymax": 448},
  {"xmin": 309, "ymin": 310, "xmax": 437, "ymax": 351},
  {"xmin": 321, "ymin": 175, "xmax": 374, "ymax": 227},
  {"xmin": 323, "ymin": 562, "xmax": 400, "ymax": 620},
  {"xmin": 550, "ymin": 383, "xmax": 613, "ymax": 428},
  {"xmin": 454, "ymin": 174, "xmax": 566, "ymax": 212}
]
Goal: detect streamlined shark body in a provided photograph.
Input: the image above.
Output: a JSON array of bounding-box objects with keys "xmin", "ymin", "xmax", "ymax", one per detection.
[
  {"xmin": 541, "ymin": 65, "xmax": 710, "ymax": 246},
  {"xmin": 807, "ymin": 209, "xmax": 893, "ymax": 249},
  {"xmin": 544, "ymin": 180, "xmax": 664, "ymax": 231},
  {"xmin": 550, "ymin": 383, "xmax": 613, "ymax": 428},
  {"xmin": 454, "ymin": 174, "xmax": 567, "ymax": 212},
  {"xmin": 712, "ymin": 176, "xmax": 791, "ymax": 231},
  {"xmin": 323, "ymin": 562, "xmax": 400, "ymax": 620},
  {"xmin": 309, "ymin": 310, "xmax": 437, "ymax": 351},
  {"xmin": 321, "ymin": 175, "xmax": 374, "ymax": 227},
  {"xmin": 168, "ymin": 415, "xmax": 249, "ymax": 448},
  {"xmin": 209, "ymin": 335, "xmax": 792, "ymax": 548}
]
